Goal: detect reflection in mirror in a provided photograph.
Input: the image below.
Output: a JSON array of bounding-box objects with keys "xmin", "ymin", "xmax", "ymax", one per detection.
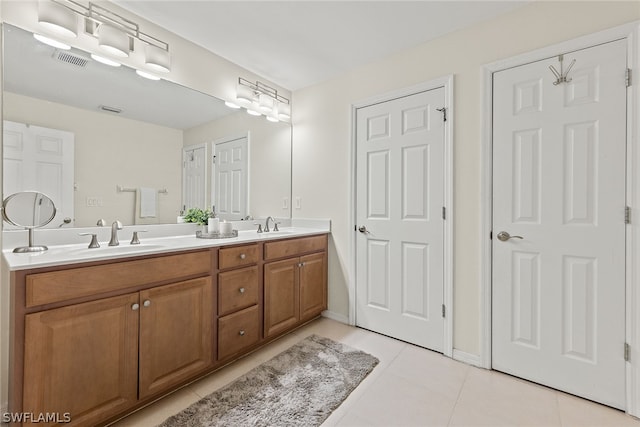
[
  {"xmin": 2, "ymin": 23, "xmax": 292, "ymax": 227},
  {"xmin": 2, "ymin": 191, "xmax": 56, "ymax": 252}
]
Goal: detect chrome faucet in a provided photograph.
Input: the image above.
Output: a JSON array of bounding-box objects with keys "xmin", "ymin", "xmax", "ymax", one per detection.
[
  {"xmin": 264, "ymin": 216, "xmax": 275, "ymax": 232},
  {"xmin": 109, "ymin": 220, "xmax": 123, "ymax": 246}
]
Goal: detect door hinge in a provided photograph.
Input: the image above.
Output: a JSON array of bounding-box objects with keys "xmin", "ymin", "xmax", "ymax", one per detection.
[
  {"xmin": 442, "ymin": 206, "xmax": 446, "ymax": 220},
  {"xmin": 625, "ymin": 342, "xmax": 630, "ymax": 362},
  {"xmin": 441, "ymin": 304, "xmax": 446, "ymax": 318},
  {"xmin": 625, "ymin": 206, "xmax": 631, "ymax": 224},
  {"xmin": 212, "ymin": 155, "xmax": 216, "ymax": 164},
  {"xmin": 436, "ymin": 107, "xmax": 447, "ymax": 122},
  {"xmin": 626, "ymin": 68, "xmax": 632, "ymax": 87}
]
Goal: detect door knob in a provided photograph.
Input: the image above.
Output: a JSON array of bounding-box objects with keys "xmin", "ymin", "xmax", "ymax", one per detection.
[
  {"xmin": 497, "ymin": 231, "xmax": 524, "ymax": 242},
  {"xmin": 358, "ymin": 226, "xmax": 369, "ymax": 234}
]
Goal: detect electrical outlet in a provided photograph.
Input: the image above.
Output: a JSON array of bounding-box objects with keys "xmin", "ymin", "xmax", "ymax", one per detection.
[
  {"xmin": 295, "ymin": 197, "xmax": 301, "ymax": 209},
  {"xmin": 282, "ymin": 197, "xmax": 289, "ymax": 209},
  {"xmin": 86, "ymin": 196, "xmax": 103, "ymax": 207}
]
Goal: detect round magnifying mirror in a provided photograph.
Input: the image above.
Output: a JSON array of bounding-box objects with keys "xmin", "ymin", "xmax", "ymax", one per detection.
[{"xmin": 2, "ymin": 191, "xmax": 56, "ymax": 252}]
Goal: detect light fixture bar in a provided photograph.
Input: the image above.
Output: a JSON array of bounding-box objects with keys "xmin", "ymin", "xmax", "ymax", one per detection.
[
  {"xmin": 238, "ymin": 78, "xmax": 289, "ymax": 105},
  {"xmin": 44, "ymin": 0, "xmax": 170, "ymax": 59}
]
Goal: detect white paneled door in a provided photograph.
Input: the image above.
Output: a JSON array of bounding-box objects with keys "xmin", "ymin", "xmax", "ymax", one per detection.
[
  {"xmin": 356, "ymin": 88, "xmax": 445, "ymax": 351},
  {"xmin": 214, "ymin": 137, "xmax": 248, "ymax": 220},
  {"xmin": 492, "ymin": 40, "xmax": 627, "ymax": 409},
  {"xmin": 182, "ymin": 144, "xmax": 207, "ymax": 212},
  {"xmin": 3, "ymin": 120, "xmax": 74, "ymax": 228}
]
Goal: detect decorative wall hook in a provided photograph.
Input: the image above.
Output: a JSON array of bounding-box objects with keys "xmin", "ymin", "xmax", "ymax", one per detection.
[{"xmin": 549, "ymin": 54, "xmax": 576, "ymax": 85}]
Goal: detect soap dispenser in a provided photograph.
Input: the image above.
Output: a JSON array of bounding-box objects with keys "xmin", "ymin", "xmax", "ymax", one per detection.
[{"xmin": 208, "ymin": 206, "xmax": 219, "ymax": 233}]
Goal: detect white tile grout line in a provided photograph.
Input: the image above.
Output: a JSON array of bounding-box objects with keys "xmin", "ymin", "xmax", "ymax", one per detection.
[{"xmin": 445, "ymin": 361, "xmax": 473, "ymax": 426}]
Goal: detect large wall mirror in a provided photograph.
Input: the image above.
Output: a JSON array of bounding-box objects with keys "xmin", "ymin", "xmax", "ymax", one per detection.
[{"xmin": 2, "ymin": 23, "xmax": 292, "ymax": 227}]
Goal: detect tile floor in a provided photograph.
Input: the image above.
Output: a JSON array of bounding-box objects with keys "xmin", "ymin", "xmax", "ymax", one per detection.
[{"xmin": 112, "ymin": 317, "xmax": 640, "ymax": 426}]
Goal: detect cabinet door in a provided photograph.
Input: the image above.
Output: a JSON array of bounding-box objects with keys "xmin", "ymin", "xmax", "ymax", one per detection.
[
  {"xmin": 23, "ymin": 293, "xmax": 139, "ymax": 427},
  {"xmin": 299, "ymin": 252, "xmax": 327, "ymax": 321},
  {"xmin": 264, "ymin": 258, "xmax": 299, "ymax": 337},
  {"xmin": 139, "ymin": 277, "xmax": 213, "ymax": 399}
]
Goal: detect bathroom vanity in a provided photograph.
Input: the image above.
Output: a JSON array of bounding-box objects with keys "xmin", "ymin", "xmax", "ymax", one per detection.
[{"xmin": 5, "ymin": 228, "xmax": 328, "ymax": 426}]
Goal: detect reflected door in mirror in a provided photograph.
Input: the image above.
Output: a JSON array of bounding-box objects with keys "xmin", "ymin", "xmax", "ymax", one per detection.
[
  {"xmin": 2, "ymin": 120, "xmax": 74, "ymax": 228},
  {"xmin": 214, "ymin": 137, "xmax": 248, "ymax": 220},
  {"xmin": 182, "ymin": 144, "xmax": 207, "ymax": 212}
]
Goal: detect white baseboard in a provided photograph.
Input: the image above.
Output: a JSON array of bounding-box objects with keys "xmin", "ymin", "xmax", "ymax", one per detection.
[
  {"xmin": 453, "ymin": 349, "xmax": 483, "ymax": 368},
  {"xmin": 321, "ymin": 310, "xmax": 349, "ymax": 324}
]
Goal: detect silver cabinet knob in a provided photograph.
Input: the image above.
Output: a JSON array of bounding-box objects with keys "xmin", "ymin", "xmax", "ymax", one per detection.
[
  {"xmin": 239, "ymin": 330, "xmax": 246, "ymax": 336},
  {"xmin": 239, "ymin": 287, "xmax": 245, "ymax": 294},
  {"xmin": 131, "ymin": 303, "xmax": 140, "ymax": 311},
  {"xmin": 497, "ymin": 231, "xmax": 524, "ymax": 242},
  {"xmin": 240, "ymin": 253, "xmax": 246, "ymax": 260},
  {"xmin": 143, "ymin": 299, "xmax": 151, "ymax": 307}
]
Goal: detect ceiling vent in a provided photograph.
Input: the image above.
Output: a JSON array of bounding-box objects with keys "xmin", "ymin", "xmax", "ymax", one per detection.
[{"xmin": 53, "ymin": 50, "xmax": 89, "ymax": 68}]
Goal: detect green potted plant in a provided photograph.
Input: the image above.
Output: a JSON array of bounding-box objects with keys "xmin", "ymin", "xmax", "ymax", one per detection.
[{"xmin": 183, "ymin": 207, "xmax": 211, "ymax": 226}]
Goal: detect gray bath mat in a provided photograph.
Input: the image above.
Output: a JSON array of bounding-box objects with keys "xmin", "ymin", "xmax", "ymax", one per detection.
[{"xmin": 158, "ymin": 334, "xmax": 379, "ymax": 426}]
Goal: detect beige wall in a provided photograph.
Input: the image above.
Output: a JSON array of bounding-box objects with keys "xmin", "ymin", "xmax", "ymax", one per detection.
[
  {"xmin": 291, "ymin": 1, "xmax": 640, "ymax": 355},
  {"xmin": 4, "ymin": 92, "xmax": 183, "ymax": 226},
  {"xmin": 184, "ymin": 111, "xmax": 292, "ymax": 219}
]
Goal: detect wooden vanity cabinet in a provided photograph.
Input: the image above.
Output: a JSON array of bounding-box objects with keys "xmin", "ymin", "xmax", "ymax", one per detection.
[
  {"xmin": 11, "ymin": 234, "xmax": 327, "ymax": 426},
  {"xmin": 16, "ymin": 250, "xmax": 214, "ymax": 427},
  {"xmin": 217, "ymin": 243, "xmax": 262, "ymax": 361},
  {"xmin": 264, "ymin": 235, "xmax": 327, "ymax": 338}
]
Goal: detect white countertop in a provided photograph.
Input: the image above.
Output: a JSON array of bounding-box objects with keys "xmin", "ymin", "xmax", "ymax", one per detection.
[{"xmin": 3, "ymin": 225, "xmax": 330, "ymax": 271}]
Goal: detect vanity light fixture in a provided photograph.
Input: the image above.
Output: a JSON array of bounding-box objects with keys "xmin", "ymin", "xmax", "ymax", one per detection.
[
  {"xmin": 229, "ymin": 77, "xmax": 291, "ymax": 122},
  {"xmin": 90, "ymin": 53, "xmax": 121, "ymax": 67},
  {"xmin": 144, "ymin": 44, "xmax": 171, "ymax": 73},
  {"xmin": 35, "ymin": 1, "xmax": 172, "ymax": 72},
  {"xmin": 277, "ymin": 102, "xmax": 291, "ymax": 120},
  {"xmin": 97, "ymin": 23, "xmax": 129, "ymax": 57},
  {"xmin": 258, "ymin": 93, "xmax": 274, "ymax": 113},
  {"xmin": 135, "ymin": 69, "xmax": 161, "ymax": 81},
  {"xmin": 38, "ymin": 0, "xmax": 78, "ymax": 38},
  {"xmin": 33, "ymin": 33, "xmax": 71, "ymax": 50},
  {"xmin": 224, "ymin": 101, "xmax": 241, "ymax": 109}
]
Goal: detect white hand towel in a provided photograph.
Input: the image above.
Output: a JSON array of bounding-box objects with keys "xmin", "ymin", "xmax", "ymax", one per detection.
[{"xmin": 140, "ymin": 187, "xmax": 157, "ymax": 218}]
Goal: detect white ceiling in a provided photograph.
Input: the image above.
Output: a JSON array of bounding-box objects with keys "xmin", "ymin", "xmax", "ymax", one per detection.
[{"xmin": 113, "ymin": 1, "xmax": 530, "ymax": 91}]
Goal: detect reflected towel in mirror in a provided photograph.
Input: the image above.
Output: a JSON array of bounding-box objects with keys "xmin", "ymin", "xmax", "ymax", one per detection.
[{"xmin": 136, "ymin": 187, "xmax": 158, "ymax": 224}]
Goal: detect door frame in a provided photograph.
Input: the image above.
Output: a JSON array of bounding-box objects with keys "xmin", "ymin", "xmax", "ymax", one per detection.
[
  {"xmin": 480, "ymin": 21, "xmax": 640, "ymax": 415},
  {"xmin": 349, "ymin": 75, "xmax": 454, "ymax": 358}
]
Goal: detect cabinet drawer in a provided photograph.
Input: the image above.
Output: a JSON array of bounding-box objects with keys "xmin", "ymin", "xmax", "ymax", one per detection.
[
  {"xmin": 26, "ymin": 251, "xmax": 212, "ymax": 308},
  {"xmin": 264, "ymin": 235, "xmax": 327, "ymax": 261},
  {"xmin": 219, "ymin": 244, "xmax": 259, "ymax": 270},
  {"xmin": 218, "ymin": 266, "xmax": 260, "ymax": 316},
  {"xmin": 218, "ymin": 305, "xmax": 260, "ymax": 360}
]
